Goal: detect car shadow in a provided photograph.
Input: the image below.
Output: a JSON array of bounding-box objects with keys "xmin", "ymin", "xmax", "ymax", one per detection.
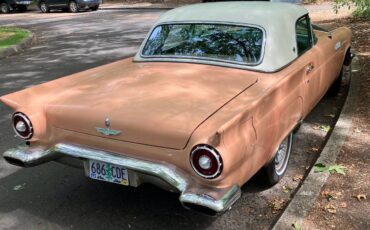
[{"xmin": 0, "ymin": 162, "xmax": 217, "ymax": 229}]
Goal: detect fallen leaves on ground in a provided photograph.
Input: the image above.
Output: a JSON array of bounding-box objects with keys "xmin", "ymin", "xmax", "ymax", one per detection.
[
  {"xmin": 311, "ymin": 124, "xmax": 331, "ymax": 132},
  {"xmin": 311, "ymin": 147, "xmax": 319, "ymax": 152},
  {"xmin": 354, "ymin": 194, "xmax": 367, "ymax": 201},
  {"xmin": 339, "ymin": 202, "xmax": 347, "ymax": 208},
  {"xmin": 243, "ymin": 207, "xmax": 253, "ymax": 215},
  {"xmin": 321, "ymin": 190, "xmax": 342, "ymax": 201},
  {"xmin": 314, "ymin": 163, "xmax": 347, "ymax": 175},
  {"xmin": 320, "ymin": 125, "xmax": 331, "ymax": 132},
  {"xmin": 305, "ymin": 146, "xmax": 320, "ymax": 153},
  {"xmin": 325, "ymin": 114, "xmax": 336, "ymax": 118},
  {"xmin": 354, "ymin": 128, "xmax": 362, "ymax": 133},
  {"xmin": 324, "ymin": 203, "xmax": 337, "ymax": 214},
  {"xmin": 293, "ymin": 175, "xmax": 304, "ymax": 182},
  {"xmin": 270, "ymin": 198, "xmax": 286, "ymax": 214},
  {"xmin": 282, "ymin": 185, "xmax": 293, "ymax": 194},
  {"xmin": 292, "ymin": 222, "xmax": 302, "ymax": 230},
  {"xmin": 13, "ymin": 183, "xmax": 26, "ymax": 191}
]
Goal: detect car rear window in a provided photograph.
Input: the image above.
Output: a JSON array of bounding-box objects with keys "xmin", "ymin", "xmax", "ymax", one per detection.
[{"xmin": 141, "ymin": 23, "xmax": 264, "ymax": 65}]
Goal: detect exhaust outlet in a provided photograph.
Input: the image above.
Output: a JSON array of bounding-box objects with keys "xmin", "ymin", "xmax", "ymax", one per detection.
[
  {"xmin": 182, "ymin": 202, "xmax": 218, "ymax": 216},
  {"xmin": 3, "ymin": 156, "xmax": 26, "ymax": 167}
]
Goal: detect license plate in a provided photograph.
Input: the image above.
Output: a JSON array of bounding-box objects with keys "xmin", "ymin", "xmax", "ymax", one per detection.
[{"xmin": 88, "ymin": 160, "xmax": 129, "ymax": 186}]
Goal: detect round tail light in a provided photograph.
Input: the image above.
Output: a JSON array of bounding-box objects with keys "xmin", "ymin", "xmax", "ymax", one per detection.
[
  {"xmin": 12, "ymin": 112, "xmax": 33, "ymax": 140},
  {"xmin": 190, "ymin": 145, "xmax": 223, "ymax": 179}
]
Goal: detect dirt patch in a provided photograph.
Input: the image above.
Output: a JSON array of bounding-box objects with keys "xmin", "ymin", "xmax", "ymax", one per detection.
[
  {"xmin": 0, "ymin": 32, "xmax": 16, "ymax": 41},
  {"xmin": 308, "ymin": 3, "xmax": 355, "ymax": 22},
  {"xmin": 304, "ymin": 18, "xmax": 370, "ymax": 230}
]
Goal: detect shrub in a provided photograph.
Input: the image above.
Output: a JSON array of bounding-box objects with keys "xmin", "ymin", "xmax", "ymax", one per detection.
[{"xmin": 334, "ymin": 0, "xmax": 370, "ymax": 19}]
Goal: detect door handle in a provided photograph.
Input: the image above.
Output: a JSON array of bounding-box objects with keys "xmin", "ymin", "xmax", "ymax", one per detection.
[{"xmin": 306, "ymin": 63, "xmax": 314, "ymax": 74}]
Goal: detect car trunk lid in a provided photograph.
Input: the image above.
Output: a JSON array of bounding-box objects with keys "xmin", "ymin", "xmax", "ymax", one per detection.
[{"xmin": 45, "ymin": 61, "xmax": 258, "ymax": 149}]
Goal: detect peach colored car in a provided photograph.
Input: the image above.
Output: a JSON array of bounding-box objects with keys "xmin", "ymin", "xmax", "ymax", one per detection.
[{"xmin": 0, "ymin": 2, "xmax": 353, "ymax": 214}]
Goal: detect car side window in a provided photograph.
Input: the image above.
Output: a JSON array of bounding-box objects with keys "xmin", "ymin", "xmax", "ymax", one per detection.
[{"xmin": 296, "ymin": 16, "xmax": 313, "ymax": 56}]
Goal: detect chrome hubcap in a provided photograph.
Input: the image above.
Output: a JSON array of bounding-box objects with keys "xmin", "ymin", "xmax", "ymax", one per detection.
[
  {"xmin": 41, "ymin": 4, "xmax": 46, "ymax": 12},
  {"xmin": 274, "ymin": 134, "xmax": 292, "ymax": 176},
  {"xmin": 1, "ymin": 4, "xmax": 7, "ymax": 12},
  {"xmin": 70, "ymin": 3, "xmax": 77, "ymax": 11}
]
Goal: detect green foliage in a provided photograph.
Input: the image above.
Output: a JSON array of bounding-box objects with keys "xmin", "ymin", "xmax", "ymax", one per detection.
[
  {"xmin": 334, "ymin": 0, "xmax": 370, "ymax": 19},
  {"xmin": 292, "ymin": 222, "xmax": 302, "ymax": 230},
  {"xmin": 0, "ymin": 27, "xmax": 30, "ymax": 49},
  {"xmin": 314, "ymin": 163, "xmax": 347, "ymax": 175},
  {"xmin": 303, "ymin": 0, "xmax": 320, "ymax": 4}
]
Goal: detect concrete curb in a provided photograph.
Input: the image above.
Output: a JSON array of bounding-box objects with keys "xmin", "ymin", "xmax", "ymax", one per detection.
[
  {"xmin": 0, "ymin": 32, "xmax": 35, "ymax": 60},
  {"xmin": 271, "ymin": 56, "xmax": 361, "ymax": 230}
]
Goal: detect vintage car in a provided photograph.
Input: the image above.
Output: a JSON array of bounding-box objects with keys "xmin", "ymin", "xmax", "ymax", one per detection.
[
  {"xmin": 0, "ymin": 2, "xmax": 353, "ymax": 214},
  {"xmin": 0, "ymin": 0, "xmax": 31, "ymax": 13},
  {"xmin": 37, "ymin": 0, "xmax": 100, "ymax": 13}
]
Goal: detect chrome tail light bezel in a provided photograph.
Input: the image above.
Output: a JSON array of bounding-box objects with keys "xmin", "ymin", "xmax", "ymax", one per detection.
[
  {"xmin": 12, "ymin": 112, "xmax": 33, "ymax": 140},
  {"xmin": 190, "ymin": 144, "xmax": 223, "ymax": 179}
]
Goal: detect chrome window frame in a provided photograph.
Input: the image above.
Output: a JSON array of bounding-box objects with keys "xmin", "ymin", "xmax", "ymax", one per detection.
[{"xmin": 295, "ymin": 14, "xmax": 314, "ymax": 56}]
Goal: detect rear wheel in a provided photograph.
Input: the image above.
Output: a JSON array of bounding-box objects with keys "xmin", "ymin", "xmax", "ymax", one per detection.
[
  {"xmin": 69, "ymin": 1, "xmax": 78, "ymax": 13},
  {"xmin": 258, "ymin": 132, "xmax": 293, "ymax": 186},
  {"xmin": 0, "ymin": 2, "xmax": 10, "ymax": 13},
  {"xmin": 39, "ymin": 1, "xmax": 49, "ymax": 13}
]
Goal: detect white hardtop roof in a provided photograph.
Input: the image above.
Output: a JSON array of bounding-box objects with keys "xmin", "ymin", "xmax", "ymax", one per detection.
[{"xmin": 134, "ymin": 2, "xmax": 309, "ymax": 72}]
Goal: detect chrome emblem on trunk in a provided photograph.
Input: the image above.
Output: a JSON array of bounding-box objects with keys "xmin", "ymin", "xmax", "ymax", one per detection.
[
  {"xmin": 105, "ymin": 116, "xmax": 111, "ymax": 128},
  {"xmin": 96, "ymin": 116, "xmax": 121, "ymax": 136}
]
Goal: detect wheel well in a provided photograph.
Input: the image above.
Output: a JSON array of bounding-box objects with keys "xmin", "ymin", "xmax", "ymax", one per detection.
[
  {"xmin": 343, "ymin": 46, "xmax": 353, "ymax": 66},
  {"xmin": 345, "ymin": 46, "xmax": 351, "ymax": 57},
  {"xmin": 38, "ymin": 0, "xmax": 46, "ymax": 8}
]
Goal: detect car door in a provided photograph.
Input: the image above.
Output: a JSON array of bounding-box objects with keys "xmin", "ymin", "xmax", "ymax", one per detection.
[
  {"xmin": 295, "ymin": 15, "xmax": 326, "ymax": 115},
  {"xmin": 48, "ymin": 0, "xmax": 67, "ymax": 8}
]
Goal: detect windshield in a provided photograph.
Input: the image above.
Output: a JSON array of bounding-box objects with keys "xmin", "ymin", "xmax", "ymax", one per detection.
[{"xmin": 141, "ymin": 23, "xmax": 264, "ymax": 65}]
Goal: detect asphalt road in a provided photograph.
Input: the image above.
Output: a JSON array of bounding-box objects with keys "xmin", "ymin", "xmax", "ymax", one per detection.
[{"xmin": 0, "ymin": 9, "xmax": 348, "ymax": 230}]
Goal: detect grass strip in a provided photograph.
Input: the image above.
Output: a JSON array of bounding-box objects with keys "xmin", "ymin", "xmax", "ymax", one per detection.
[{"xmin": 0, "ymin": 27, "xmax": 30, "ymax": 49}]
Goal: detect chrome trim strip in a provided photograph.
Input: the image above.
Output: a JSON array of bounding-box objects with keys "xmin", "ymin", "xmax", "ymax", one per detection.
[
  {"xmin": 138, "ymin": 21, "xmax": 266, "ymax": 68},
  {"xmin": 55, "ymin": 143, "xmax": 188, "ymax": 192},
  {"xmin": 2, "ymin": 144, "xmax": 241, "ymax": 213}
]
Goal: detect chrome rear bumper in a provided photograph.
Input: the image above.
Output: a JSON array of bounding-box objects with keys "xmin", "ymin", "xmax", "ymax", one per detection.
[{"xmin": 3, "ymin": 144, "xmax": 241, "ymax": 214}]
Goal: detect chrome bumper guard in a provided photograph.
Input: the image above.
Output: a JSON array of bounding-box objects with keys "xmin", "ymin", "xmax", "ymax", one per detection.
[{"xmin": 3, "ymin": 144, "xmax": 241, "ymax": 214}]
